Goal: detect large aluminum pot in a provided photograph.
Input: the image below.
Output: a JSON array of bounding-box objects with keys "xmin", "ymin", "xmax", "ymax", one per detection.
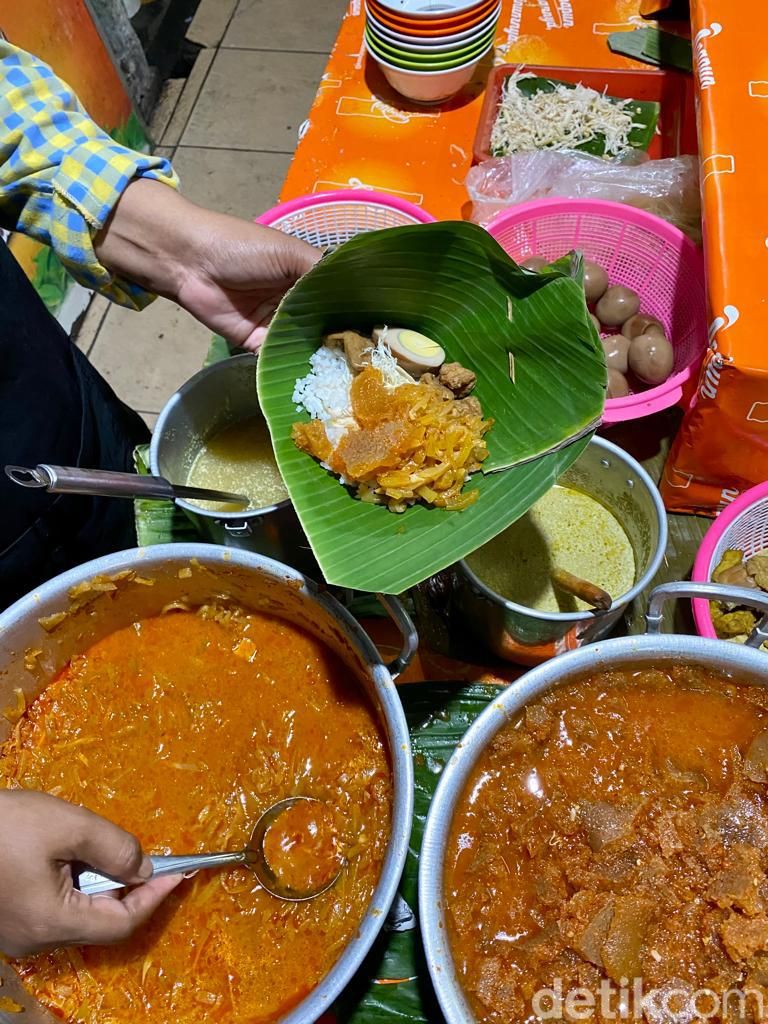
[
  {"xmin": 419, "ymin": 582, "xmax": 768, "ymax": 1024},
  {"xmin": 451, "ymin": 435, "xmax": 667, "ymax": 657},
  {"xmin": 0, "ymin": 544, "xmax": 416, "ymax": 1024},
  {"xmin": 150, "ymin": 354, "xmax": 316, "ymax": 575}
]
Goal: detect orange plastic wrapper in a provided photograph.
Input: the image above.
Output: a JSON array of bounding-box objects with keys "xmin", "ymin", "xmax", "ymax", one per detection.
[{"xmin": 661, "ymin": 2, "xmax": 768, "ymax": 515}]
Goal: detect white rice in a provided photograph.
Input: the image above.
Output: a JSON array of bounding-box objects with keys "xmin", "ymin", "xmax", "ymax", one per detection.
[
  {"xmin": 292, "ymin": 340, "xmax": 409, "ymax": 447},
  {"xmin": 292, "ymin": 345, "xmax": 355, "ymax": 447}
]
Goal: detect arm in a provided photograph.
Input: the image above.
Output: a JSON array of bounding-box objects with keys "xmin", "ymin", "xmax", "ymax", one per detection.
[
  {"xmin": 0, "ymin": 40, "xmax": 320, "ymax": 346},
  {"xmin": 0, "ymin": 40, "xmax": 177, "ymax": 310}
]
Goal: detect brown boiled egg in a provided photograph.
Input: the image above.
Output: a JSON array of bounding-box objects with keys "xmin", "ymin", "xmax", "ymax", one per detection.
[
  {"xmin": 596, "ymin": 285, "xmax": 641, "ymax": 327},
  {"xmin": 583, "ymin": 260, "xmax": 609, "ymax": 303},
  {"xmin": 628, "ymin": 332, "xmax": 675, "ymax": 385},
  {"xmin": 520, "ymin": 255, "xmax": 548, "ymax": 271},
  {"xmin": 601, "ymin": 334, "xmax": 630, "ymax": 374},
  {"xmin": 622, "ymin": 312, "xmax": 666, "ymax": 341},
  {"xmin": 607, "ymin": 368, "xmax": 630, "ymax": 399}
]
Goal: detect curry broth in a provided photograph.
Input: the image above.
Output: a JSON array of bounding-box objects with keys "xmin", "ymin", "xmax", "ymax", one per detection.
[
  {"xmin": 445, "ymin": 666, "xmax": 768, "ymax": 1024},
  {"xmin": 0, "ymin": 607, "xmax": 392, "ymax": 1024}
]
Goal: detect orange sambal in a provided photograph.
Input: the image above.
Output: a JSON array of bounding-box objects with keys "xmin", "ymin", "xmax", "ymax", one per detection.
[{"xmin": 0, "ymin": 604, "xmax": 392, "ymax": 1023}]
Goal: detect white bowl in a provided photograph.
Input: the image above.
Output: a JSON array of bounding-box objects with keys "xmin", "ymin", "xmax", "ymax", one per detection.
[
  {"xmin": 368, "ymin": 40, "xmax": 492, "ymax": 104},
  {"xmin": 374, "ymin": 0, "xmax": 490, "ymax": 15},
  {"xmin": 365, "ymin": 3, "xmax": 500, "ymax": 48}
]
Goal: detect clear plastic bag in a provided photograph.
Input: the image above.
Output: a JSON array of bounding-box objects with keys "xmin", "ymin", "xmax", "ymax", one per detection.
[{"xmin": 466, "ymin": 151, "xmax": 701, "ymax": 242}]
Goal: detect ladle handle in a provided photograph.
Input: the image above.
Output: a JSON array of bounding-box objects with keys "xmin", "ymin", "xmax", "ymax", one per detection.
[
  {"xmin": 75, "ymin": 851, "xmax": 247, "ymax": 895},
  {"xmin": 376, "ymin": 594, "xmax": 418, "ymax": 680},
  {"xmin": 6, "ymin": 464, "xmax": 176, "ymax": 501}
]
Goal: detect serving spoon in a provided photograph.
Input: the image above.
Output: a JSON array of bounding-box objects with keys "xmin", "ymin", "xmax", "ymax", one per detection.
[
  {"xmin": 74, "ymin": 797, "xmax": 344, "ymax": 902},
  {"xmin": 5, "ymin": 464, "xmax": 249, "ymax": 509}
]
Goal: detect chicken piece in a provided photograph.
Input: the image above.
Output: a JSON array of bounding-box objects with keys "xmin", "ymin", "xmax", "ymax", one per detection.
[
  {"xmin": 438, "ymin": 361, "xmax": 477, "ymax": 397},
  {"xmin": 525, "ymin": 704, "xmax": 554, "ymax": 742},
  {"xmin": 456, "ymin": 395, "xmax": 483, "ymax": 417},
  {"xmin": 326, "ymin": 330, "xmax": 373, "ymax": 373},
  {"xmin": 748, "ymin": 554, "xmax": 768, "ymax": 591},
  {"xmin": 711, "ymin": 605, "xmax": 759, "ymax": 638},
  {"xmin": 708, "ymin": 844, "xmax": 765, "ymax": 915},
  {"xmin": 713, "ymin": 549, "xmax": 756, "ymax": 590},
  {"xmin": 559, "ymin": 891, "xmax": 615, "ymax": 967},
  {"xmin": 601, "ymin": 894, "xmax": 655, "ymax": 982},
  {"xmin": 719, "ymin": 913, "xmax": 768, "ymax": 962},
  {"xmin": 576, "ymin": 800, "xmax": 638, "ymax": 852},
  {"xmin": 419, "ymin": 373, "xmax": 454, "ymax": 400}
]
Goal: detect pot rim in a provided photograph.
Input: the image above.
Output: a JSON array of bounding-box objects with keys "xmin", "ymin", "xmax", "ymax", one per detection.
[
  {"xmin": 0, "ymin": 543, "xmax": 414, "ymax": 1024},
  {"xmin": 419, "ymin": 631, "xmax": 768, "ymax": 1024},
  {"xmin": 456, "ymin": 434, "xmax": 668, "ymax": 623},
  {"xmin": 149, "ymin": 352, "xmax": 293, "ymax": 521}
]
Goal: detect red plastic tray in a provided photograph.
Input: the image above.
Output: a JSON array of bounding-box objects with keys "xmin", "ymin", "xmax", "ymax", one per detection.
[{"xmin": 472, "ymin": 64, "xmax": 697, "ymax": 164}]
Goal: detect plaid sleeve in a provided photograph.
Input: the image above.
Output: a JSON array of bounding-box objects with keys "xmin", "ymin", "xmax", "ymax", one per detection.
[{"xmin": 0, "ymin": 40, "xmax": 180, "ymax": 310}]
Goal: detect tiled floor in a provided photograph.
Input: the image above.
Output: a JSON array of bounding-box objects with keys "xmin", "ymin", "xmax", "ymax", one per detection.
[{"xmin": 80, "ymin": 0, "xmax": 346, "ymax": 428}]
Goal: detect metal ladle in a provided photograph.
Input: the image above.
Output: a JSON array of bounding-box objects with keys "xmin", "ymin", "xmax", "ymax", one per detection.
[
  {"xmin": 74, "ymin": 797, "xmax": 343, "ymax": 902},
  {"xmin": 5, "ymin": 464, "xmax": 249, "ymax": 509}
]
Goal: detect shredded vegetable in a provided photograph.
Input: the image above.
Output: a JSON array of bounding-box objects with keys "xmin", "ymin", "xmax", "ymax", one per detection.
[{"xmin": 1, "ymin": 606, "xmax": 392, "ymax": 1024}]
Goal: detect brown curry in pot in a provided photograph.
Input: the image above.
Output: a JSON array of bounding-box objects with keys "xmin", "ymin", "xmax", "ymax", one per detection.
[
  {"xmin": 0, "ymin": 604, "xmax": 392, "ymax": 1023},
  {"xmin": 445, "ymin": 666, "xmax": 768, "ymax": 1024}
]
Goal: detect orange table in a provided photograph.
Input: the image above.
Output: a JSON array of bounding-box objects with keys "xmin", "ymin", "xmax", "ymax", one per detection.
[{"xmin": 280, "ymin": 0, "xmax": 649, "ymax": 221}]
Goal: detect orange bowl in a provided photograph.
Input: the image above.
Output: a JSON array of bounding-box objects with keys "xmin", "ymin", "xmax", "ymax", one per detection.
[{"xmin": 366, "ymin": 0, "xmax": 498, "ymax": 34}]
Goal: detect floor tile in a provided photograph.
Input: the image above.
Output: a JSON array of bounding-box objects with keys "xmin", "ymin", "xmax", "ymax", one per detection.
[
  {"xmin": 71, "ymin": 294, "xmax": 110, "ymax": 353},
  {"xmin": 222, "ymin": 0, "xmax": 344, "ymax": 52},
  {"xmin": 162, "ymin": 47, "xmax": 215, "ymax": 147},
  {"xmin": 154, "ymin": 145, "xmax": 175, "ymax": 159},
  {"xmin": 172, "ymin": 147, "xmax": 290, "ymax": 218},
  {"xmin": 149, "ymin": 78, "xmax": 185, "ymax": 144},
  {"xmin": 187, "ymin": 0, "xmax": 239, "ymax": 48},
  {"xmin": 90, "ymin": 297, "xmax": 214, "ymax": 412},
  {"xmin": 181, "ymin": 48, "xmax": 326, "ymax": 151}
]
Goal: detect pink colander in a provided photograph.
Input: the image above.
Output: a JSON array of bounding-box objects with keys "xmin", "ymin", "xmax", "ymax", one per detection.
[
  {"xmin": 692, "ymin": 482, "xmax": 768, "ymax": 638},
  {"xmin": 485, "ymin": 198, "xmax": 707, "ymax": 424},
  {"xmin": 255, "ymin": 189, "xmax": 436, "ymax": 247}
]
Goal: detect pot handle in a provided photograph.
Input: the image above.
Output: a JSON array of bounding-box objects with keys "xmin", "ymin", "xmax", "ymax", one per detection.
[
  {"xmin": 646, "ymin": 581, "xmax": 768, "ymax": 648},
  {"xmin": 376, "ymin": 594, "xmax": 418, "ymax": 680}
]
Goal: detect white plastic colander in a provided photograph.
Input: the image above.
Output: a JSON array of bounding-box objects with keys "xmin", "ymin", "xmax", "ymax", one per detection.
[
  {"xmin": 255, "ymin": 189, "xmax": 436, "ymax": 248},
  {"xmin": 692, "ymin": 482, "xmax": 768, "ymax": 638}
]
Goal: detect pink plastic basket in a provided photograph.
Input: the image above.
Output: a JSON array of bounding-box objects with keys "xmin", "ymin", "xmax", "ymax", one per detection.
[
  {"xmin": 485, "ymin": 198, "xmax": 707, "ymax": 423},
  {"xmin": 255, "ymin": 189, "xmax": 436, "ymax": 248},
  {"xmin": 692, "ymin": 483, "xmax": 768, "ymax": 638}
]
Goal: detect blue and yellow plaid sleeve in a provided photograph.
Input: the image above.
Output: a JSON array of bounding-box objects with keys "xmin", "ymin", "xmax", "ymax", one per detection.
[{"xmin": 0, "ymin": 41, "xmax": 180, "ymax": 309}]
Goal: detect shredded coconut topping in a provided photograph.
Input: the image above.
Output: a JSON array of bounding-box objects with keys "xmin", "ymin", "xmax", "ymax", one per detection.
[{"xmin": 491, "ymin": 70, "xmax": 644, "ymax": 159}]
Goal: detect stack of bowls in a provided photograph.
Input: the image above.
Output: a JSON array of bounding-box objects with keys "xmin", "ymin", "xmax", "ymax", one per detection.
[{"xmin": 365, "ymin": 0, "xmax": 501, "ymax": 105}]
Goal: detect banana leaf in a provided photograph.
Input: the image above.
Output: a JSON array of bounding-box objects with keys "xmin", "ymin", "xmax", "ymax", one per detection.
[
  {"xmin": 257, "ymin": 222, "xmax": 603, "ymax": 593},
  {"xmin": 336, "ymin": 682, "xmax": 502, "ymax": 1024},
  {"xmin": 496, "ymin": 76, "xmax": 660, "ymax": 158}
]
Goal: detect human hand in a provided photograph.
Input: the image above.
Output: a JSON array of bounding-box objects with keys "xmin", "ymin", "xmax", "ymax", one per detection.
[
  {"xmin": 95, "ymin": 180, "xmax": 321, "ymax": 350},
  {"xmin": 0, "ymin": 791, "xmax": 182, "ymax": 957}
]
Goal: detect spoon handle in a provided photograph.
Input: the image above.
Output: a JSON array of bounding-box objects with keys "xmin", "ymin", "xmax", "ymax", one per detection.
[{"xmin": 75, "ymin": 851, "xmax": 247, "ymax": 895}]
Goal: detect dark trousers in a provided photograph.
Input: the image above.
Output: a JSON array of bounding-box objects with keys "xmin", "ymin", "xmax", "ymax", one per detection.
[{"xmin": 0, "ymin": 242, "xmax": 149, "ymax": 609}]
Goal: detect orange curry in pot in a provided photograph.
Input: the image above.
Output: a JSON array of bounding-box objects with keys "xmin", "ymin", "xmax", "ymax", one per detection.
[
  {"xmin": 0, "ymin": 604, "xmax": 392, "ymax": 1023},
  {"xmin": 445, "ymin": 666, "xmax": 768, "ymax": 1024}
]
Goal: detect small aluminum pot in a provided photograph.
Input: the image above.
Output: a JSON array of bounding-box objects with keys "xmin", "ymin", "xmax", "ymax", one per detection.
[
  {"xmin": 420, "ymin": 581, "xmax": 768, "ymax": 1024},
  {"xmin": 0, "ymin": 543, "xmax": 416, "ymax": 1024},
  {"xmin": 150, "ymin": 353, "xmax": 315, "ymax": 574},
  {"xmin": 453, "ymin": 435, "xmax": 667, "ymax": 657}
]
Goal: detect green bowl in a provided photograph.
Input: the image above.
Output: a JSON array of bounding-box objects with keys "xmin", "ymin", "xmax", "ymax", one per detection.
[
  {"xmin": 365, "ymin": 26, "xmax": 494, "ymax": 69},
  {"xmin": 367, "ymin": 23, "xmax": 496, "ymax": 64}
]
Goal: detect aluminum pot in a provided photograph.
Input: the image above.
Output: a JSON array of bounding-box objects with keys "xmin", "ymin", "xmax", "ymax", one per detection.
[
  {"xmin": 150, "ymin": 353, "xmax": 316, "ymax": 575},
  {"xmin": 0, "ymin": 544, "xmax": 416, "ymax": 1024},
  {"xmin": 419, "ymin": 581, "xmax": 768, "ymax": 1024},
  {"xmin": 452, "ymin": 435, "xmax": 667, "ymax": 657}
]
